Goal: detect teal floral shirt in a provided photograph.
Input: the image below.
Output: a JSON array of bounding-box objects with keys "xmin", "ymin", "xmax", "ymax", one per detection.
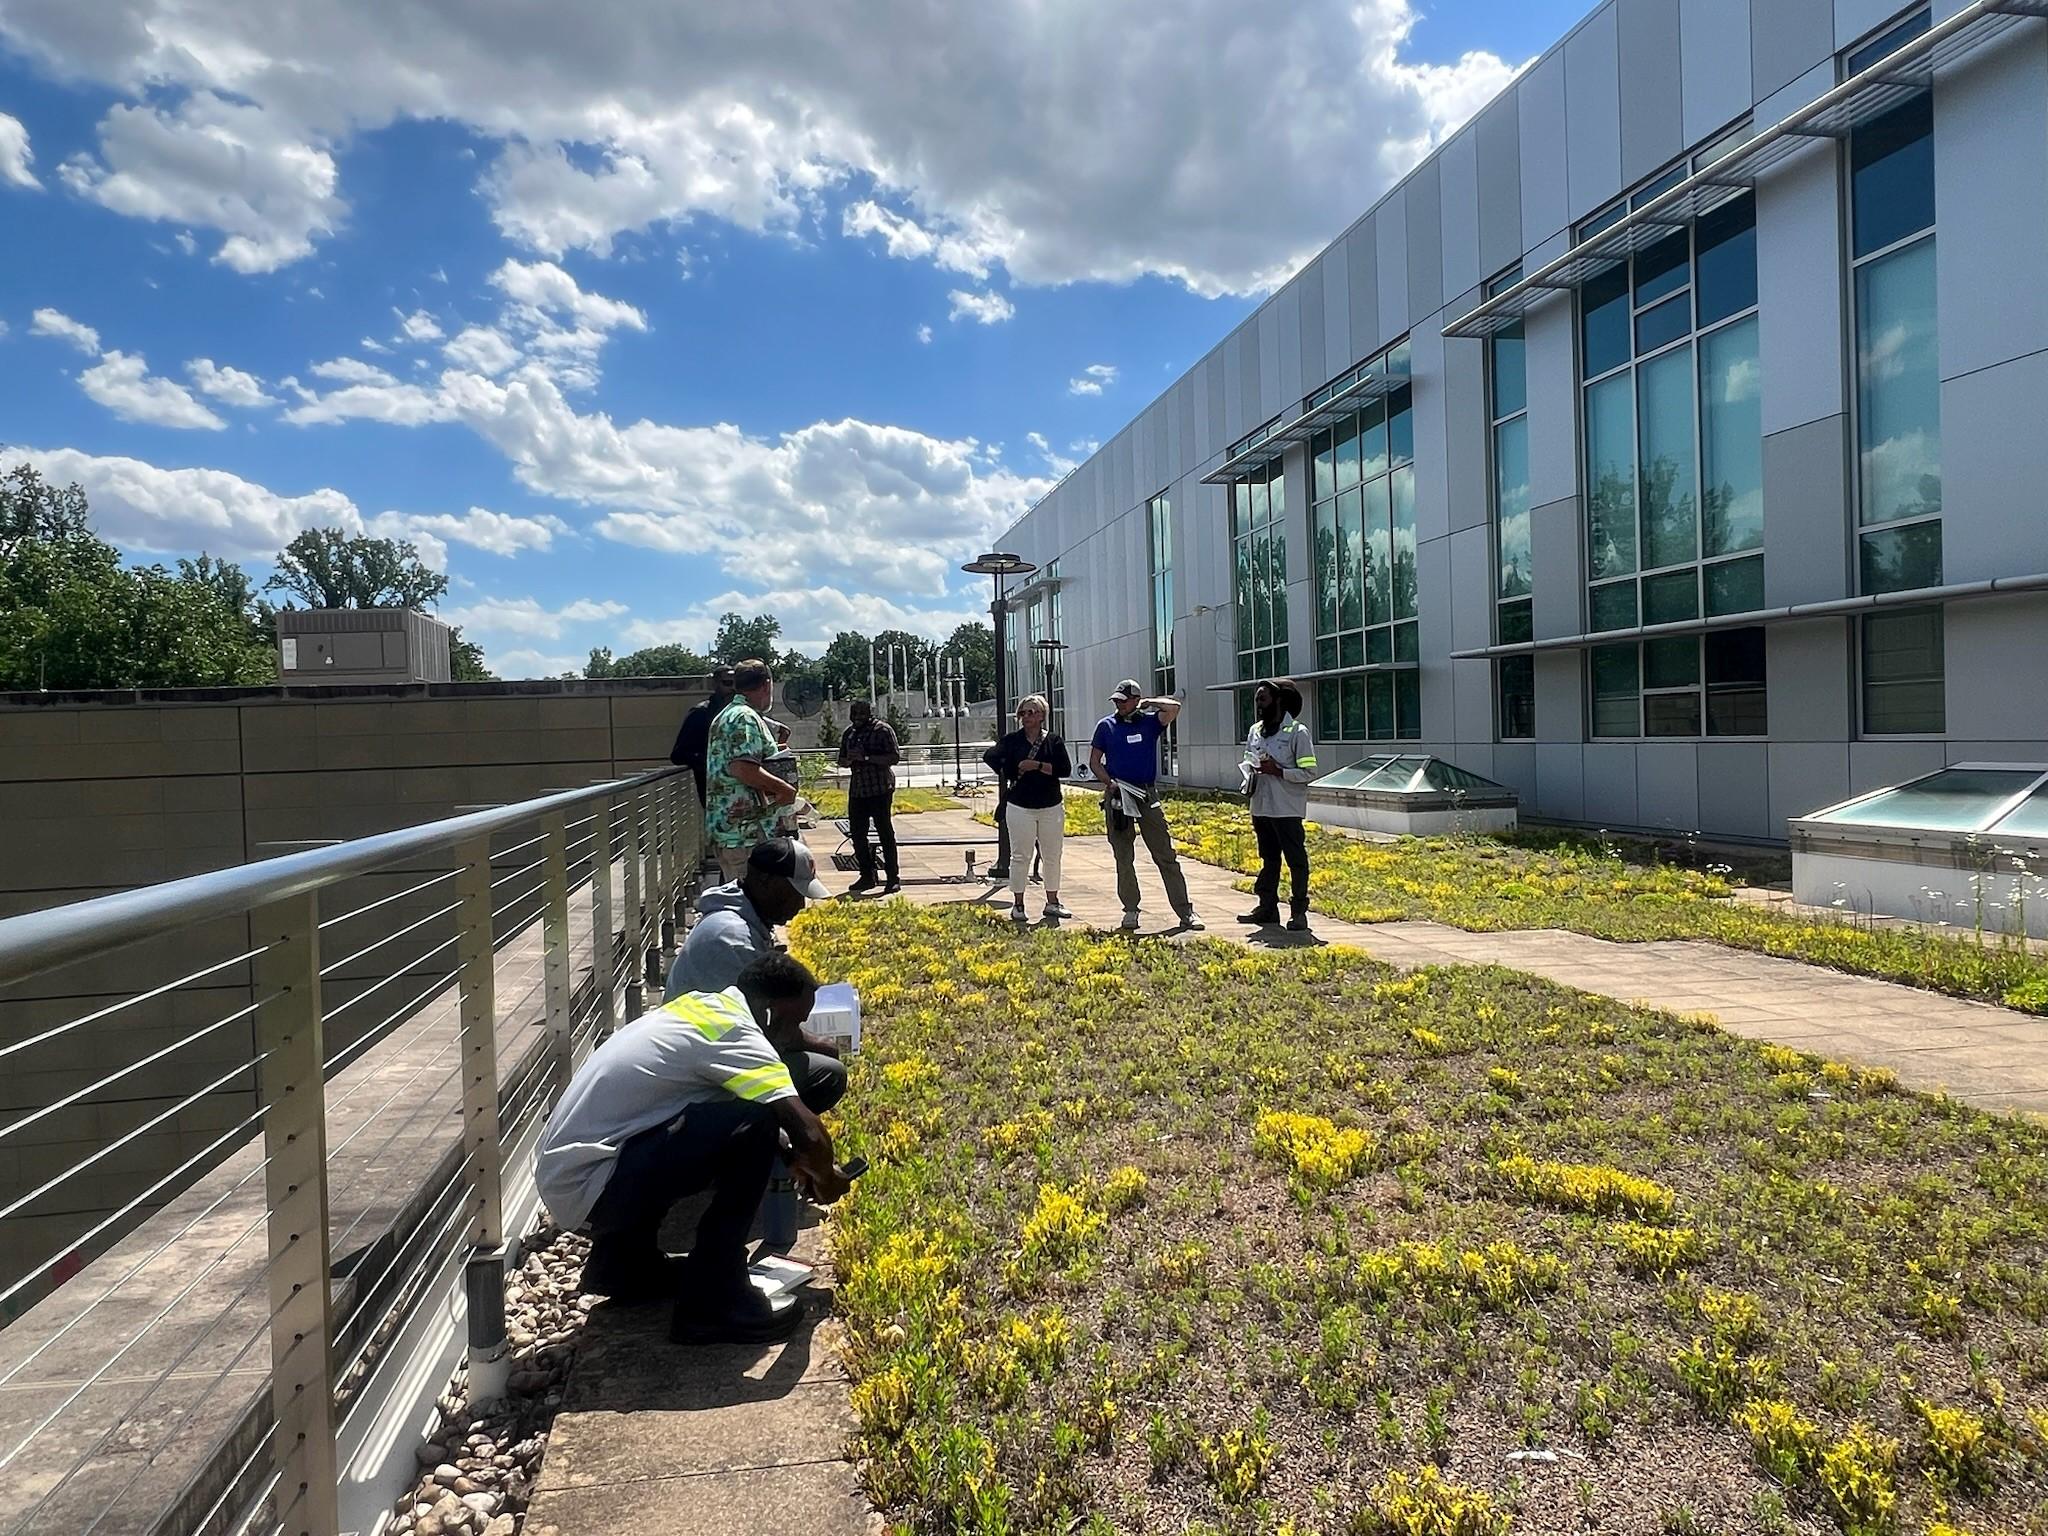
[{"xmin": 705, "ymin": 700, "xmax": 780, "ymax": 849}]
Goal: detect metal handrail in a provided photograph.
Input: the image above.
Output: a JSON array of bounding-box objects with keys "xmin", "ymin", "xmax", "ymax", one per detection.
[{"xmin": 0, "ymin": 765, "xmax": 690, "ymax": 989}]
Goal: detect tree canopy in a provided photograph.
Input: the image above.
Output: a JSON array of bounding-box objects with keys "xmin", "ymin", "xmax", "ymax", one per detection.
[{"xmin": 266, "ymin": 528, "xmax": 451, "ymax": 610}]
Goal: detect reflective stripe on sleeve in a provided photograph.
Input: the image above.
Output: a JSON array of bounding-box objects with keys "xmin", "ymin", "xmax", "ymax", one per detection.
[{"xmin": 723, "ymin": 1061, "xmax": 796, "ymax": 1101}]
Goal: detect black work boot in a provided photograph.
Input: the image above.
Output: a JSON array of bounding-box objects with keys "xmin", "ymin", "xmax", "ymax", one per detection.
[
  {"xmin": 1286, "ymin": 902, "xmax": 1311, "ymax": 933},
  {"xmin": 1237, "ymin": 904, "xmax": 1281, "ymax": 926}
]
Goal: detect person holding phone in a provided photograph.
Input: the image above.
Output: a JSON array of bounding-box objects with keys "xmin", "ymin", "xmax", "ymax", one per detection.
[
  {"xmin": 989, "ymin": 694, "xmax": 1072, "ymax": 922},
  {"xmin": 1089, "ymin": 680, "xmax": 1201, "ymax": 932},
  {"xmin": 1238, "ymin": 678, "xmax": 1317, "ymax": 932}
]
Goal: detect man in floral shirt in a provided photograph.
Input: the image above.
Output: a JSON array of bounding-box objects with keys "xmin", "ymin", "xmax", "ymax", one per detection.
[{"xmin": 705, "ymin": 659, "xmax": 796, "ymax": 880}]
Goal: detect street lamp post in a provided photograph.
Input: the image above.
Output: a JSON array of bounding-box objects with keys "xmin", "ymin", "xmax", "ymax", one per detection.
[
  {"xmin": 961, "ymin": 551, "xmax": 1037, "ymax": 728},
  {"xmin": 1031, "ymin": 637, "xmax": 1067, "ymax": 742}
]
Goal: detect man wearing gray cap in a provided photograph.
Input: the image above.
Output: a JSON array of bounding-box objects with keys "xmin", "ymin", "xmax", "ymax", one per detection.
[
  {"xmin": 666, "ymin": 836, "xmax": 831, "ymax": 1000},
  {"xmin": 1088, "ymin": 680, "xmax": 1202, "ymax": 932}
]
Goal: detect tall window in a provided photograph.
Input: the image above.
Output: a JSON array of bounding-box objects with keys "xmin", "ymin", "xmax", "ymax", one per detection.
[
  {"xmin": 1309, "ymin": 338, "xmax": 1421, "ymax": 743},
  {"xmin": 1230, "ymin": 463, "xmax": 1288, "ymax": 741},
  {"xmin": 1488, "ymin": 266, "xmax": 1535, "ymax": 739},
  {"xmin": 1849, "ymin": 10, "xmax": 1944, "ymax": 733},
  {"xmin": 1580, "ymin": 141, "xmax": 1768, "ymax": 739},
  {"xmin": 1146, "ymin": 492, "xmax": 1179, "ymax": 777}
]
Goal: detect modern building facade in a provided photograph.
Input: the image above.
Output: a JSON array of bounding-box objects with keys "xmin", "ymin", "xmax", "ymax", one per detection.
[{"xmin": 998, "ymin": 0, "xmax": 2048, "ymax": 842}]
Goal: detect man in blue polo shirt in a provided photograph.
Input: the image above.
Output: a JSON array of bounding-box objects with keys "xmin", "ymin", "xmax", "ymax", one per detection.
[{"xmin": 1088, "ymin": 680, "xmax": 1201, "ymax": 932}]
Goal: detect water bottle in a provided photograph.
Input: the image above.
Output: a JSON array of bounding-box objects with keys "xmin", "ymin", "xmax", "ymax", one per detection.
[{"xmin": 763, "ymin": 1158, "xmax": 799, "ymax": 1252}]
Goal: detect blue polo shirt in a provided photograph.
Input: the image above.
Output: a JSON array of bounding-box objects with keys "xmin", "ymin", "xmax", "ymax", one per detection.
[{"xmin": 1092, "ymin": 709, "xmax": 1165, "ymax": 784}]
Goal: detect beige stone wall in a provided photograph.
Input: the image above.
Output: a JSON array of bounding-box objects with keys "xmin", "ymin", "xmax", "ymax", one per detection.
[{"xmin": 0, "ymin": 679, "xmax": 705, "ymax": 1312}]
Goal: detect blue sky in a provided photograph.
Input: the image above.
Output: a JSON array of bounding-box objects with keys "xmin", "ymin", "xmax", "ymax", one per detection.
[{"xmin": 0, "ymin": 0, "xmax": 1581, "ymax": 676}]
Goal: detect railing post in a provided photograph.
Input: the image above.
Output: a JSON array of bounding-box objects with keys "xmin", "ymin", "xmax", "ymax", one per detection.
[
  {"xmin": 453, "ymin": 835, "xmax": 503, "ymax": 1248},
  {"xmin": 590, "ymin": 794, "xmax": 617, "ymax": 1039},
  {"xmin": 669, "ymin": 776, "xmax": 690, "ymax": 929},
  {"xmin": 622, "ymin": 791, "xmax": 645, "ymax": 1020},
  {"xmin": 661, "ymin": 779, "xmax": 680, "ymax": 954},
  {"xmin": 540, "ymin": 811, "xmax": 573, "ymax": 1093},
  {"xmin": 250, "ymin": 892, "xmax": 339, "ymax": 1536},
  {"xmin": 643, "ymin": 790, "xmax": 663, "ymax": 992}
]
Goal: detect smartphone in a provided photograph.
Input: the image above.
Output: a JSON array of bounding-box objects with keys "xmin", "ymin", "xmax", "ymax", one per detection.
[{"xmin": 840, "ymin": 1155, "xmax": 870, "ymax": 1180}]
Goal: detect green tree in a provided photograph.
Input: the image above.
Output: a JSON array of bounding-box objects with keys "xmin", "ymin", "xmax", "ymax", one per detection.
[
  {"xmin": 266, "ymin": 529, "xmax": 450, "ymax": 610},
  {"xmin": 0, "ymin": 463, "xmax": 273, "ymax": 689},
  {"xmin": 585, "ymin": 641, "xmax": 712, "ymax": 678},
  {"xmin": 711, "ymin": 612, "xmax": 781, "ymax": 665},
  {"xmin": 817, "ymin": 630, "xmax": 874, "ymax": 699},
  {"xmin": 449, "ymin": 628, "xmax": 494, "ymax": 681},
  {"xmin": 816, "ymin": 702, "xmax": 841, "ymax": 751}
]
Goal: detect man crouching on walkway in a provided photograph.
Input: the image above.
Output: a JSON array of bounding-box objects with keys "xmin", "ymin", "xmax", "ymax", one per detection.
[{"xmin": 535, "ymin": 952, "xmax": 852, "ymax": 1345}]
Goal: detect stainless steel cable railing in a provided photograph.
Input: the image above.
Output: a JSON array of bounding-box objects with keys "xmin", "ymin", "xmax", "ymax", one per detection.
[{"xmin": 0, "ymin": 764, "xmax": 701, "ymax": 1536}]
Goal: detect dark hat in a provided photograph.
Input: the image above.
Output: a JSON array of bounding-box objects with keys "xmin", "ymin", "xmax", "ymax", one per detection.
[
  {"xmin": 710, "ymin": 664, "xmax": 737, "ymax": 686},
  {"xmin": 1263, "ymin": 676, "xmax": 1303, "ymax": 716},
  {"xmin": 1110, "ymin": 679, "xmax": 1143, "ymax": 701},
  {"xmin": 746, "ymin": 837, "xmax": 830, "ymax": 900}
]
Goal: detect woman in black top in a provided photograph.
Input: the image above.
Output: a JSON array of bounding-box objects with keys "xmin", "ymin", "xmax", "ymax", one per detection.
[{"xmin": 992, "ymin": 694, "xmax": 1072, "ymax": 922}]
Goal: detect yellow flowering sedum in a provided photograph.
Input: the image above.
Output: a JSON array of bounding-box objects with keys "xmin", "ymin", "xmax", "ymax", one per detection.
[
  {"xmin": 1254, "ymin": 1110, "xmax": 1375, "ymax": 1187},
  {"xmin": 1495, "ymin": 1152, "xmax": 1677, "ymax": 1221}
]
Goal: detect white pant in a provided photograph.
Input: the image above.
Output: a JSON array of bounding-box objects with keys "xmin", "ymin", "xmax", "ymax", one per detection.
[{"xmin": 1005, "ymin": 802, "xmax": 1064, "ymax": 896}]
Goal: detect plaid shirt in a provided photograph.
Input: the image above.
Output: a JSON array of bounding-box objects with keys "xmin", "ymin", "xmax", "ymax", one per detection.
[{"xmin": 837, "ymin": 720, "xmax": 900, "ymax": 798}]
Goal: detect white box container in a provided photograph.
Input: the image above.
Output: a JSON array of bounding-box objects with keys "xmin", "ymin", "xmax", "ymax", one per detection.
[{"xmin": 807, "ymin": 982, "xmax": 861, "ymax": 1055}]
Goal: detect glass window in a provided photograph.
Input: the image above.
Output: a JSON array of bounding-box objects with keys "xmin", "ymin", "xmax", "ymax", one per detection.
[
  {"xmin": 1590, "ymin": 645, "xmax": 1641, "ymax": 738},
  {"xmin": 1586, "ymin": 373, "xmax": 1638, "ymax": 579},
  {"xmin": 1498, "ymin": 599, "xmax": 1533, "ymax": 646},
  {"xmin": 1492, "ymin": 332, "xmax": 1526, "ymax": 418},
  {"xmin": 1700, "ymin": 316, "xmax": 1763, "ymax": 556},
  {"xmin": 1498, "ymin": 656, "xmax": 1535, "ymax": 739},
  {"xmin": 1633, "ymin": 229, "xmax": 1689, "ymax": 308},
  {"xmin": 1859, "ymin": 520, "xmax": 1942, "ymax": 596},
  {"xmin": 1704, "ymin": 627, "xmax": 1767, "ymax": 737},
  {"xmin": 1635, "ymin": 293, "xmax": 1691, "ymax": 355},
  {"xmin": 1861, "ymin": 607, "xmax": 1944, "ymax": 734},
  {"xmin": 1705, "ymin": 554, "xmax": 1765, "ymax": 617},
  {"xmin": 1851, "ymin": 95, "xmax": 1935, "ymax": 259},
  {"xmin": 1230, "ymin": 463, "xmax": 1287, "ymax": 681},
  {"xmin": 1307, "ymin": 335, "xmax": 1422, "ymax": 744},
  {"xmin": 1695, "ymin": 196, "xmax": 1758, "ymax": 326},
  {"xmin": 1826, "ymin": 768, "xmax": 2038, "ymax": 831},
  {"xmin": 1642, "ymin": 569, "xmax": 1698, "ymax": 625},
  {"xmin": 1590, "ymin": 581, "xmax": 1639, "ymax": 633},
  {"xmin": 1638, "ymin": 346, "xmax": 1700, "ymax": 570},
  {"xmin": 1582, "ymin": 264, "xmax": 1631, "ymax": 379},
  {"xmin": 1394, "ymin": 670, "xmax": 1422, "ymax": 740},
  {"xmin": 1645, "ymin": 691, "xmax": 1703, "ymax": 737},
  {"xmin": 1854, "ymin": 238, "xmax": 1942, "ymax": 529},
  {"xmin": 1643, "ymin": 635, "xmax": 1698, "ymax": 690},
  {"xmin": 1495, "ymin": 416, "xmax": 1531, "ymax": 598}
]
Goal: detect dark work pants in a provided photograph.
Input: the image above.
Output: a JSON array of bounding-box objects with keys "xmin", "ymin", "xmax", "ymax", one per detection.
[
  {"xmin": 1252, "ymin": 815, "xmax": 1310, "ymax": 907},
  {"xmin": 586, "ymin": 1052, "xmax": 847, "ymax": 1301},
  {"xmin": 848, "ymin": 792, "xmax": 899, "ymax": 883}
]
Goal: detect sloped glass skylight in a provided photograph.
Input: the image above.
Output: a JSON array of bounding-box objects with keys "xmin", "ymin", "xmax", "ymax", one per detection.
[
  {"xmin": 1313, "ymin": 755, "xmax": 1512, "ymax": 796},
  {"xmin": 1801, "ymin": 765, "xmax": 2048, "ymax": 834}
]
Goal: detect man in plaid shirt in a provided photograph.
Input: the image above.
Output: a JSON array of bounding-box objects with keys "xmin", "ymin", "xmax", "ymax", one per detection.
[{"xmin": 837, "ymin": 698, "xmax": 902, "ymax": 893}]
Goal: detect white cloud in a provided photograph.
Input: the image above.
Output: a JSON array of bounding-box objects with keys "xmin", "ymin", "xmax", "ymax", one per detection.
[
  {"xmin": 1024, "ymin": 430, "xmax": 1076, "ymax": 475},
  {"xmin": 395, "ymin": 308, "xmax": 444, "ymax": 343},
  {"xmin": 30, "ymin": 307, "xmax": 100, "ymax": 354},
  {"xmin": 0, "ymin": 0, "xmax": 1518, "ymax": 296},
  {"xmin": 79, "ymin": 351, "xmax": 228, "ymax": 430},
  {"xmin": 58, "ymin": 92, "xmax": 343, "ymax": 273},
  {"xmin": 441, "ymin": 594, "xmax": 627, "ymax": 640},
  {"xmin": 915, "ymin": 324, "xmax": 932, "ymax": 345},
  {"xmin": 947, "ymin": 289, "xmax": 1014, "ymax": 326},
  {"xmin": 309, "ymin": 356, "xmax": 396, "ymax": 385},
  {"xmin": 443, "ymin": 325, "xmax": 523, "ymax": 376},
  {"xmin": 1067, "ymin": 362, "xmax": 1117, "ymax": 396},
  {"xmin": 187, "ymin": 358, "xmax": 278, "ymax": 408},
  {"xmin": 375, "ymin": 506, "xmax": 568, "ymax": 558},
  {"xmin": 489, "ymin": 259, "xmax": 647, "ymax": 335},
  {"xmin": 174, "ymin": 229, "xmax": 197, "ymax": 255},
  {"xmin": 8, "ymin": 446, "xmax": 366, "ymax": 558},
  {"xmin": 621, "ymin": 585, "xmax": 982, "ymax": 657},
  {"xmin": 842, "ymin": 200, "xmax": 1001, "ymax": 279},
  {"xmin": 0, "ymin": 112, "xmax": 40, "ymax": 189},
  {"xmin": 360, "ymin": 335, "xmax": 391, "ymax": 354}
]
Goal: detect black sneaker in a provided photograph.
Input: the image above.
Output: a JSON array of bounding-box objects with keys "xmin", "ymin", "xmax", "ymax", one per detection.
[
  {"xmin": 1287, "ymin": 907, "xmax": 1311, "ymax": 932},
  {"xmin": 882, "ymin": 879, "xmax": 902, "ymax": 894},
  {"xmin": 671, "ymin": 1291, "xmax": 806, "ymax": 1345},
  {"xmin": 1237, "ymin": 906, "xmax": 1281, "ymax": 926},
  {"xmin": 848, "ymin": 877, "xmax": 878, "ymax": 895}
]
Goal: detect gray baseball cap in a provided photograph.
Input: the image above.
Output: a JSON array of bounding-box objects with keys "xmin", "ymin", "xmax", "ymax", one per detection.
[
  {"xmin": 747, "ymin": 837, "xmax": 830, "ymax": 900},
  {"xmin": 1110, "ymin": 679, "xmax": 1143, "ymax": 701}
]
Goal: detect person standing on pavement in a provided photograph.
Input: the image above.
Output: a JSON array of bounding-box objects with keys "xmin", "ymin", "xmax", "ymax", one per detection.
[
  {"xmin": 670, "ymin": 665, "xmax": 737, "ymax": 804},
  {"xmin": 990, "ymin": 694, "xmax": 1072, "ymax": 922},
  {"xmin": 705, "ymin": 659, "xmax": 797, "ymax": 882},
  {"xmin": 838, "ymin": 699, "xmax": 902, "ymax": 894},
  {"xmin": 1088, "ymin": 680, "xmax": 1202, "ymax": 933},
  {"xmin": 1238, "ymin": 678, "xmax": 1317, "ymax": 932}
]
